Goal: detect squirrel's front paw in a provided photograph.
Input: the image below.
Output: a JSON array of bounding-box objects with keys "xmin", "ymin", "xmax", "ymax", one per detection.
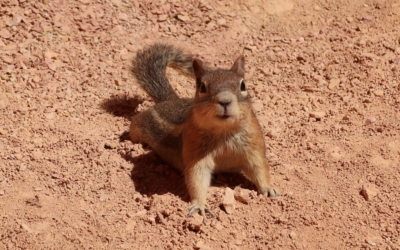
[
  {"xmin": 188, "ymin": 202, "xmax": 215, "ymax": 222},
  {"xmin": 264, "ymin": 187, "xmax": 280, "ymax": 197}
]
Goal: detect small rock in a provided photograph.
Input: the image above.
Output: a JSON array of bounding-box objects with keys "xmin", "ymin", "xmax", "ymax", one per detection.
[
  {"xmin": 390, "ymin": 56, "xmax": 400, "ymax": 64},
  {"xmin": 328, "ymin": 78, "xmax": 340, "ymax": 90},
  {"xmin": 104, "ymin": 142, "xmax": 117, "ymax": 149},
  {"xmin": 194, "ymin": 241, "xmax": 212, "ymax": 250},
  {"xmin": 272, "ymin": 47, "xmax": 282, "ymax": 52},
  {"xmin": 186, "ymin": 213, "xmax": 203, "ymax": 231},
  {"xmin": 133, "ymin": 210, "xmax": 147, "ymax": 217},
  {"xmin": 214, "ymin": 221, "xmax": 223, "ymax": 231},
  {"xmin": 234, "ymin": 189, "xmax": 250, "ymax": 204},
  {"xmin": 118, "ymin": 13, "xmax": 128, "ymax": 21},
  {"xmin": 217, "ymin": 18, "xmax": 226, "ymax": 26},
  {"xmin": 363, "ymin": 98, "xmax": 373, "ymax": 103},
  {"xmin": 44, "ymin": 51, "xmax": 58, "ymax": 59},
  {"xmin": 289, "ymin": 231, "xmax": 297, "ymax": 239},
  {"xmin": 21, "ymin": 223, "xmax": 34, "ymax": 233},
  {"xmin": 0, "ymin": 28, "xmax": 12, "ymax": 39},
  {"xmin": 110, "ymin": 0, "xmax": 122, "ymax": 6},
  {"xmin": 273, "ymin": 68, "xmax": 281, "ymax": 75},
  {"xmin": 0, "ymin": 93, "xmax": 9, "ymax": 109},
  {"xmin": 362, "ymin": 15, "xmax": 374, "ymax": 21},
  {"xmin": 158, "ymin": 14, "xmax": 168, "ymax": 22},
  {"xmin": 360, "ymin": 184, "xmax": 379, "ymax": 201},
  {"xmin": 177, "ymin": 15, "xmax": 190, "ymax": 22},
  {"xmin": 309, "ymin": 111, "xmax": 326, "ymax": 119},
  {"xmin": 259, "ymin": 67, "xmax": 273, "ymax": 76},
  {"xmin": 0, "ymin": 190, "xmax": 4, "ymax": 196},
  {"xmin": 31, "ymin": 150, "xmax": 43, "ymax": 160},
  {"xmin": 374, "ymin": 90, "xmax": 384, "ymax": 96},
  {"xmin": 99, "ymin": 195, "xmax": 108, "ymax": 202},
  {"xmin": 19, "ymin": 164, "xmax": 27, "ymax": 171},
  {"xmin": 222, "ymin": 187, "xmax": 236, "ymax": 214},
  {"xmin": 365, "ymin": 117, "xmax": 376, "ymax": 125},
  {"xmin": 125, "ymin": 219, "xmax": 136, "ymax": 230},
  {"xmin": 146, "ymin": 216, "xmax": 156, "ymax": 224},
  {"xmin": 1, "ymin": 55, "xmax": 13, "ymax": 64},
  {"xmin": 133, "ymin": 193, "xmax": 142, "ymax": 202},
  {"xmin": 45, "ymin": 112, "xmax": 56, "ymax": 120}
]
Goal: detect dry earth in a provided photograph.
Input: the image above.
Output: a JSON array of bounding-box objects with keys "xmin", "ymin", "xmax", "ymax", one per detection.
[{"xmin": 1, "ymin": 0, "xmax": 400, "ymax": 249}]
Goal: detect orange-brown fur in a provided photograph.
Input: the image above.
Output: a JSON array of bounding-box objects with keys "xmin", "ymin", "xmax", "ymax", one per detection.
[{"xmin": 129, "ymin": 43, "xmax": 279, "ymax": 220}]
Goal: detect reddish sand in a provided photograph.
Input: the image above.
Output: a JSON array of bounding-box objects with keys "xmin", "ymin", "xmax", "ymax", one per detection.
[{"xmin": 0, "ymin": 0, "xmax": 399, "ymax": 249}]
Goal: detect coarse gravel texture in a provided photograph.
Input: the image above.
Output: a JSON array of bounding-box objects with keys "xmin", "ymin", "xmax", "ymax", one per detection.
[{"xmin": 1, "ymin": 0, "xmax": 400, "ymax": 249}]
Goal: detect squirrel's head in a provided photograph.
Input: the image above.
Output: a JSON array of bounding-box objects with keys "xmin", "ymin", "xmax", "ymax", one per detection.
[{"xmin": 191, "ymin": 56, "xmax": 251, "ymax": 132}]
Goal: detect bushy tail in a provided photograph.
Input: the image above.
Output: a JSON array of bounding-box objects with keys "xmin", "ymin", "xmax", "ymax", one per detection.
[{"xmin": 131, "ymin": 43, "xmax": 194, "ymax": 103}]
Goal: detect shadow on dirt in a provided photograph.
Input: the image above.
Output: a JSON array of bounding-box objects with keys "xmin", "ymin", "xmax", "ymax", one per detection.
[
  {"xmin": 125, "ymin": 150, "xmax": 190, "ymax": 201},
  {"xmin": 100, "ymin": 95, "xmax": 143, "ymax": 118},
  {"xmin": 124, "ymin": 147, "xmax": 257, "ymax": 201}
]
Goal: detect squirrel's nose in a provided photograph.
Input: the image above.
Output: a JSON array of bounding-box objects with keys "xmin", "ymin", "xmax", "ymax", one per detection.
[{"xmin": 218, "ymin": 100, "xmax": 232, "ymax": 107}]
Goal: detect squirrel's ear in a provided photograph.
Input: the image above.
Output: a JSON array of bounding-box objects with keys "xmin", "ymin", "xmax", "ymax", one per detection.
[
  {"xmin": 231, "ymin": 56, "xmax": 245, "ymax": 76},
  {"xmin": 192, "ymin": 59, "xmax": 205, "ymax": 79}
]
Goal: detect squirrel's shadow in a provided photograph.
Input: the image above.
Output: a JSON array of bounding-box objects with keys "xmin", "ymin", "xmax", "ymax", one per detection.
[
  {"xmin": 100, "ymin": 94, "xmax": 143, "ymax": 118},
  {"xmin": 125, "ymin": 151, "xmax": 190, "ymax": 201},
  {"xmin": 101, "ymin": 94, "xmax": 257, "ymax": 200},
  {"xmin": 125, "ymin": 148, "xmax": 257, "ymax": 201}
]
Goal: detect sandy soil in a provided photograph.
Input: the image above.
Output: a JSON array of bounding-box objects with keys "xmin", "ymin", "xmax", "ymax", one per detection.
[{"xmin": 1, "ymin": 0, "xmax": 400, "ymax": 249}]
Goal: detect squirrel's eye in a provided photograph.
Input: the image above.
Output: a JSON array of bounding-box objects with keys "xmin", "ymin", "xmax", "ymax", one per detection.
[
  {"xmin": 200, "ymin": 82, "xmax": 207, "ymax": 93},
  {"xmin": 240, "ymin": 80, "xmax": 246, "ymax": 91}
]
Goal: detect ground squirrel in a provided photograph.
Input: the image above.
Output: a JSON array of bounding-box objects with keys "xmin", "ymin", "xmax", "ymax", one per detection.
[{"xmin": 130, "ymin": 43, "xmax": 280, "ymax": 220}]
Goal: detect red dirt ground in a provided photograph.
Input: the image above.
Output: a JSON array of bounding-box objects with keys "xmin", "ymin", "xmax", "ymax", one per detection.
[{"xmin": 1, "ymin": 0, "xmax": 399, "ymax": 249}]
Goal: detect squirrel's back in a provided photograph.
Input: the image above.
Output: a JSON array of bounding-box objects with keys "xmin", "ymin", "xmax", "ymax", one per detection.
[{"xmin": 131, "ymin": 44, "xmax": 194, "ymax": 103}]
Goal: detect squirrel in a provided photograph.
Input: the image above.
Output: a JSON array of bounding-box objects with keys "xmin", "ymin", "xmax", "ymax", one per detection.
[{"xmin": 129, "ymin": 43, "xmax": 280, "ymax": 220}]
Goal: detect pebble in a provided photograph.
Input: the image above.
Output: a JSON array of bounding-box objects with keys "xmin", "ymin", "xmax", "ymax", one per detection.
[
  {"xmin": 0, "ymin": 93, "xmax": 9, "ymax": 109},
  {"xmin": 289, "ymin": 231, "xmax": 297, "ymax": 239},
  {"xmin": 374, "ymin": 90, "xmax": 384, "ymax": 96},
  {"xmin": 118, "ymin": 13, "xmax": 128, "ymax": 21},
  {"xmin": 214, "ymin": 221, "xmax": 223, "ymax": 231},
  {"xmin": 365, "ymin": 117, "xmax": 376, "ymax": 125},
  {"xmin": 99, "ymin": 195, "xmax": 108, "ymax": 202},
  {"xmin": 360, "ymin": 184, "xmax": 379, "ymax": 201},
  {"xmin": 177, "ymin": 15, "xmax": 190, "ymax": 22},
  {"xmin": 133, "ymin": 210, "xmax": 147, "ymax": 217},
  {"xmin": 217, "ymin": 18, "xmax": 227, "ymax": 26},
  {"xmin": 363, "ymin": 15, "xmax": 374, "ymax": 21},
  {"xmin": 194, "ymin": 241, "xmax": 212, "ymax": 250},
  {"xmin": 0, "ymin": 28, "xmax": 12, "ymax": 39},
  {"xmin": 309, "ymin": 111, "xmax": 326, "ymax": 119},
  {"xmin": 158, "ymin": 14, "xmax": 167, "ymax": 22},
  {"xmin": 146, "ymin": 216, "xmax": 156, "ymax": 224},
  {"xmin": 45, "ymin": 112, "xmax": 56, "ymax": 120},
  {"xmin": 21, "ymin": 223, "xmax": 34, "ymax": 233},
  {"xmin": 222, "ymin": 187, "xmax": 236, "ymax": 214},
  {"xmin": 186, "ymin": 214, "xmax": 203, "ymax": 231},
  {"xmin": 234, "ymin": 189, "xmax": 250, "ymax": 204},
  {"xmin": 328, "ymin": 78, "xmax": 340, "ymax": 90}
]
